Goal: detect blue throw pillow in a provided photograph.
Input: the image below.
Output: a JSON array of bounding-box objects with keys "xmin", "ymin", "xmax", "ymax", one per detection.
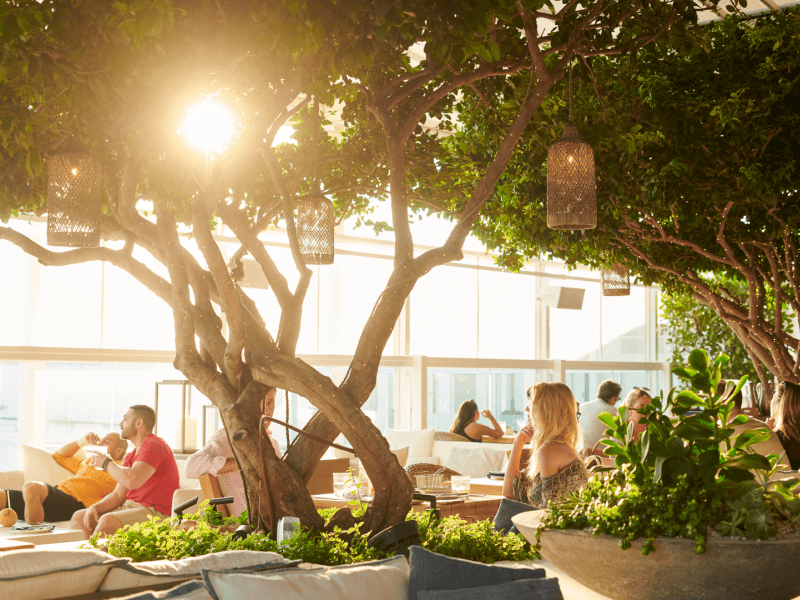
[
  {"xmin": 492, "ymin": 498, "xmax": 538, "ymax": 535},
  {"xmin": 407, "ymin": 546, "xmax": 546, "ymax": 600},
  {"xmin": 416, "ymin": 578, "xmax": 563, "ymax": 600}
]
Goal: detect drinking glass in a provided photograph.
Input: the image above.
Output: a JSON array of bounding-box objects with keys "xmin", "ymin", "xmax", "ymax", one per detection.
[
  {"xmin": 450, "ymin": 475, "xmax": 470, "ymax": 495},
  {"xmin": 333, "ymin": 472, "xmax": 348, "ymax": 497}
]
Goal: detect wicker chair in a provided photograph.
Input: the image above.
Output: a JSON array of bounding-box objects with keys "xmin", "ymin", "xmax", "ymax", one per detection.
[{"xmin": 405, "ymin": 463, "xmax": 462, "ymax": 487}]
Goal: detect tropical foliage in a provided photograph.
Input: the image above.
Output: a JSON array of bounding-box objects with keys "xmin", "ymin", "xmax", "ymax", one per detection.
[{"xmin": 538, "ymin": 348, "xmax": 800, "ymax": 555}]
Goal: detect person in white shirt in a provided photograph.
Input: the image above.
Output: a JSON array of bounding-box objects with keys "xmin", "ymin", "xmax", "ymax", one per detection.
[
  {"xmin": 579, "ymin": 380, "xmax": 622, "ymax": 451},
  {"xmin": 184, "ymin": 387, "xmax": 282, "ymax": 517}
]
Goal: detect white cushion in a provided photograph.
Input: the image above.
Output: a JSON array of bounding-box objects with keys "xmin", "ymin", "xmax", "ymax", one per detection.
[
  {"xmin": 407, "ymin": 456, "xmax": 439, "ymax": 467},
  {"xmin": 445, "ymin": 446, "xmax": 506, "ymax": 478},
  {"xmin": 176, "ymin": 458, "xmax": 202, "ymax": 490},
  {"xmin": 332, "ymin": 437, "xmax": 409, "ymax": 468},
  {"xmin": 201, "ymin": 555, "xmax": 409, "ymax": 600},
  {"xmin": 0, "ymin": 548, "xmax": 126, "ymax": 600},
  {"xmin": 99, "ymin": 550, "xmax": 290, "ymax": 591},
  {"xmin": 384, "ymin": 429, "xmax": 435, "ymax": 458},
  {"xmin": 21, "ymin": 445, "xmax": 74, "ymax": 486}
]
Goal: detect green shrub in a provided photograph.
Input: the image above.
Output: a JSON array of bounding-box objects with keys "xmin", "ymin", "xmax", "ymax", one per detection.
[
  {"xmin": 538, "ymin": 348, "xmax": 800, "ymax": 556},
  {"xmin": 86, "ymin": 502, "xmax": 537, "ymax": 564}
]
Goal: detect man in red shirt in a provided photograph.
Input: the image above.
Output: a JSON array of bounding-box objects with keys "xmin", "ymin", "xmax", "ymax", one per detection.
[{"xmin": 70, "ymin": 404, "xmax": 179, "ymax": 538}]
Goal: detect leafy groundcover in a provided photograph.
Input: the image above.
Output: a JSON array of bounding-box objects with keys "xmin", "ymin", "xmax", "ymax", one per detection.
[{"xmin": 85, "ymin": 502, "xmax": 537, "ymax": 564}]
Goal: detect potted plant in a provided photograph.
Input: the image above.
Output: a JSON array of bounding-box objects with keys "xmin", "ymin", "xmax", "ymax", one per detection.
[{"xmin": 512, "ymin": 348, "xmax": 800, "ymax": 600}]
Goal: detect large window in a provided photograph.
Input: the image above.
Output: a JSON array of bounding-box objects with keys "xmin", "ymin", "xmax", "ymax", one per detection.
[{"xmin": 0, "ymin": 216, "xmax": 667, "ymax": 470}]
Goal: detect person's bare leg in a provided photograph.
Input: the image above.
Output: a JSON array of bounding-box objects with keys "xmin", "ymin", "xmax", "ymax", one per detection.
[
  {"xmin": 94, "ymin": 514, "xmax": 123, "ymax": 537},
  {"xmin": 21, "ymin": 482, "xmax": 49, "ymax": 524},
  {"xmin": 71, "ymin": 508, "xmax": 93, "ymax": 538}
]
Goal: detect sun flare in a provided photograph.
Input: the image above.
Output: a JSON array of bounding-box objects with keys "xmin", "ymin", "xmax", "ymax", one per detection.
[{"xmin": 181, "ymin": 99, "xmax": 235, "ymax": 153}]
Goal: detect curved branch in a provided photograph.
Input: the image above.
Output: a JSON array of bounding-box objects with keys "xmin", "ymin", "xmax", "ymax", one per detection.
[{"xmin": 192, "ymin": 199, "xmax": 245, "ymax": 387}]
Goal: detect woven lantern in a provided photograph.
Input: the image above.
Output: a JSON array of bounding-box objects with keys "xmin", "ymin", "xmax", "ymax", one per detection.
[
  {"xmin": 47, "ymin": 148, "xmax": 102, "ymax": 247},
  {"xmin": 601, "ymin": 263, "xmax": 630, "ymax": 296},
  {"xmin": 546, "ymin": 63, "xmax": 596, "ymax": 230},
  {"xmin": 297, "ymin": 193, "xmax": 334, "ymax": 265}
]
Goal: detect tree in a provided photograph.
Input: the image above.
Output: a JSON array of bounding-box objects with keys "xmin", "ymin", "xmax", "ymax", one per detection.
[
  {"xmin": 463, "ymin": 9, "xmax": 800, "ymax": 397},
  {"xmin": 660, "ymin": 273, "xmax": 795, "ymax": 390},
  {"xmin": 0, "ymin": 0, "xmax": 725, "ymax": 535}
]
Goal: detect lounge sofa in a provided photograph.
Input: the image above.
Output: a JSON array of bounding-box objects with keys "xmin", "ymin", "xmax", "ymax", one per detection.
[
  {"xmin": 0, "ymin": 545, "xmax": 563, "ymax": 600},
  {"xmin": 333, "ymin": 429, "xmax": 513, "ymax": 479}
]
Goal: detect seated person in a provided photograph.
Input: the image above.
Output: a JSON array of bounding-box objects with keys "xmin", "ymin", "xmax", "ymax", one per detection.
[
  {"xmin": 185, "ymin": 387, "xmax": 282, "ymax": 517},
  {"xmin": 588, "ymin": 387, "xmax": 653, "ymax": 462},
  {"xmin": 71, "ymin": 404, "xmax": 179, "ymax": 538},
  {"xmin": 503, "ymin": 382, "xmax": 588, "ymax": 508},
  {"xmin": 0, "ymin": 432, "xmax": 127, "ymax": 524},
  {"xmin": 768, "ymin": 380, "xmax": 800, "ymax": 470},
  {"xmin": 580, "ymin": 379, "xmax": 622, "ymax": 451},
  {"xmin": 720, "ymin": 379, "xmax": 788, "ymax": 470},
  {"xmin": 449, "ymin": 399, "xmax": 503, "ymax": 442}
]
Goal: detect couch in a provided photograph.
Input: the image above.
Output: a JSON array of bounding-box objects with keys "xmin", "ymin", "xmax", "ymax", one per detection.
[{"xmin": 0, "ymin": 544, "xmax": 564, "ymax": 600}]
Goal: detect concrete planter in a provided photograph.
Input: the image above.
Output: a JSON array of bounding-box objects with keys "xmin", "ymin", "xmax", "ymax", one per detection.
[{"xmin": 512, "ymin": 510, "xmax": 800, "ymax": 600}]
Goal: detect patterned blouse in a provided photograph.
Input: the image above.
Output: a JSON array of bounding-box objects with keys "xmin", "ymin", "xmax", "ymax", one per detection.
[{"xmin": 511, "ymin": 448, "xmax": 589, "ymax": 508}]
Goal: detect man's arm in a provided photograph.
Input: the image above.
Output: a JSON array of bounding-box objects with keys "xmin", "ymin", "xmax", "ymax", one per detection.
[
  {"xmin": 57, "ymin": 432, "xmax": 100, "ymax": 458},
  {"xmin": 97, "ymin": 457, "xmax": 156, "ymax": 490},
  {"xmin": 88, "ymin": 482, "xmax": 127, "ymax": 516}
]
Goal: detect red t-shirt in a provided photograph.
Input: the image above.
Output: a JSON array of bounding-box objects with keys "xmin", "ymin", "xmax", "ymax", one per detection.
[{"xmin": 124, "ymin": 434, "xmax": 179, "ymax": 516}]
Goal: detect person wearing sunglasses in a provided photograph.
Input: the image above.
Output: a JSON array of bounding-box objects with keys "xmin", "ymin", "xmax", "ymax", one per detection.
[{"xmin": 768, "ymin": 381, "xmax": 800, "ymax": 470}]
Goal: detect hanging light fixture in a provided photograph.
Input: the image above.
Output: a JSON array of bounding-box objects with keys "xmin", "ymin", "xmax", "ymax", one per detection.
[
  {"xmin": 46, "ymin": 144, "xmax": 102, "ymax": 247},
  {"xmin": 601, "ymin": 263, "xmax": 630, "ymax": 296},
  {"xmin": 298, "ymin": 193, "xmax": 335, "ymax": 265},
  {"xmin": 296, "ymin": 99, "xmax": 335, "ymax": 265},
  {"xmin": 547, "ymin": 61, "xmax": 596, "ymax": 230}
]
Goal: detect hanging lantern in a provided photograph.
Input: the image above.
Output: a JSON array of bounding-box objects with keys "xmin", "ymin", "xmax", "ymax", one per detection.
[
  {"xmin": 546, "ymin": 63, "xmax": 596, "ymax": 230},
  {"xmin": 546, "ymin": 124, "xmax": 596, "ymax": 230},
  {"xmin": 602, "ymin": 263, "xmax": 630, "ymax": 296},
  {"xmin": 46, "ymin": 147, "xmax": 102, "ymax": 247},
  {"xmin": 297, "ymin": 193, "xmax": 334, "ymax": 265}
]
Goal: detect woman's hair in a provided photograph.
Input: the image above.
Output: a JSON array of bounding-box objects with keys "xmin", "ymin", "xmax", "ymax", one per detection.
[
  {"xmin": 624, "ymin": 387, "xmax": 651, "ymax": 410},
  {"xmin": 525, "ymin": 382, "xmax": 582, "ymax": 476},
  {"xmin": 450, "ymin": 399, "xmax": 479, "ymax": 435},
  {"xmin": 772, "ymin": 381, "xmax": 800, "ymax": 443}
]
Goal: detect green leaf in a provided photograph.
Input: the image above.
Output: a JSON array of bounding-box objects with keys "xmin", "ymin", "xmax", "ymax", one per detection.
[
  {"xmin": 688, "ymin": 349, "xmax": 710, "ymax": 372},
  {"xmin": 719, "ymin": 454, "xmax": 771, "ymax": 471}
]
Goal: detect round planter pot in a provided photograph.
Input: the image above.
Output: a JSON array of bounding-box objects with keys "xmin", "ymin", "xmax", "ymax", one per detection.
[{"xmin": 512, "ymin": 510, "xmax": 800, "ymax": 600}]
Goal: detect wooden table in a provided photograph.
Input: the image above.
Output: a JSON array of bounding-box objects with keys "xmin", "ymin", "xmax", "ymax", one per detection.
[
  {"xmin": 312, "ymin": 494, "xmax": 504, "ymax": 523},
  {"xmin": 0, "ymin": 522, "xmax": 85, "ymax": 546},
  {"xmin": 468, "ymin": 477, "xmax": 504, "ymax": 495}
]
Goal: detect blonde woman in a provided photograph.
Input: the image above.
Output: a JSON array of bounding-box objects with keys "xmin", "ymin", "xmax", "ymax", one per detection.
[
  {"xmin": 768, "ymin": 381, "xmax": 800, "ymax": 470},
  {"xmin": 503, "ymin": 382, "xmax": 589, "ymax": 507}
]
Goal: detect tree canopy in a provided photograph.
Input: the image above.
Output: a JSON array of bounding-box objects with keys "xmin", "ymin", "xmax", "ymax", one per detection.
[
  {"xmin": 460, "ymin": 9, "xmax": 800, "ymax": 391},
  {"xmin": 0, "ymin": 0, "xmax": 736, "ymax": 534}
]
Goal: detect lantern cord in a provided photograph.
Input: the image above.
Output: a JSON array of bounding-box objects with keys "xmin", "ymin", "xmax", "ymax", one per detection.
[{"xmin": 568, "ymin": 61, "xmax": 573, "ymax": 125}]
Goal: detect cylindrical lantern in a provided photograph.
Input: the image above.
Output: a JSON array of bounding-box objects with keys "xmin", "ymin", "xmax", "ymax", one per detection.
[
  {"xmin": 602, "ymin": 263, "xmax": 630, "ymax": 296},
  {"xmin": 546, "ymin": 124, "xmax": 596, "ymax": 230},
  {"xmin": 297, "ymin": 194, "xmax": 334, "ymax": 265},
  {"xmin": 47, "ymin": 149, "xmax": 102, "ymax": 247}
]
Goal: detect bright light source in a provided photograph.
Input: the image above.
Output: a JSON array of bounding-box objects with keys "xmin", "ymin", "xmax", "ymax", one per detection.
[{"xmin": 182, "ymin": 99, "xmax": 235, "ymax": 153}]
